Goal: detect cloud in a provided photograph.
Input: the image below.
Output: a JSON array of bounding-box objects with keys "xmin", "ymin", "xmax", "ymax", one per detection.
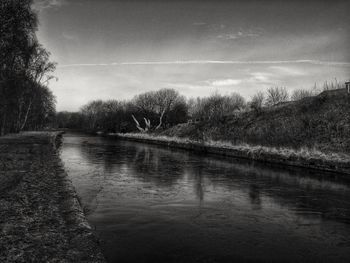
[
  {"xmin": 164, "ymin": 82, "xmax": 213, "ymax": 97},
  {"xmin": 58, "ymin": 60, "xmax": 350, "ymax": 68},
  {"xmin": 209, "ymin": 79, "xmax": 242, "ymax": 86},
  {"xmin": 165, "ymin": 80, "xmax": 248, "ymax": 98},
  {"xmin": 217, "ymin": 28, "xmax": 262, "ymax": 40},
  {"xmin": 269, "ymin": 66, "xmax": 306, "ymax": 76},
  {"xmin": 32, "ymin": 0, "xmax": 65, "ymax": 12},
  {"xmin": 250, "ymin": 72, "xmax": 274, "ymax": 83},
  {"xmin": 166, "ymin": 82, "xmax": 208, "ymax": 90}
]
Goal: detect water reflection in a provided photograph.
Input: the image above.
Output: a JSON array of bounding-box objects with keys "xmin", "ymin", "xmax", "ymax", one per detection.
[
  {"xmin": 194, "ymin": 165, "xmax": 205, "ymax": 203},
  {"xmin": 249, "ymin": 184, "xmax": 261, "ymax": 209},
  {"xmin": 60, "ymin": 132, "xmax": 350, "ymax": 263}
]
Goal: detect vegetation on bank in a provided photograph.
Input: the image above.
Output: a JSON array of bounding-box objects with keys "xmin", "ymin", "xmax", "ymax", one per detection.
[
  {"xmin": 57, "ymin": 81, "xmax": 346, "ymax": 132},
  {"xmin": 115, "ymin": 132, "xmax": 350, "ymax": 165},
  {"xmin": 0, "ymin": 0, "xmax": 56, "ymax": 136},
  {"xmin": 161, "ymin": 87, "xmax": 350, "ymax": 154},
  {"xmin": 56, "ymin": 88, "xmax": 189, "ymax": 132},
  {"xmin": 57, "ymin": 80, "xmax": 349, "ymax": 156}
]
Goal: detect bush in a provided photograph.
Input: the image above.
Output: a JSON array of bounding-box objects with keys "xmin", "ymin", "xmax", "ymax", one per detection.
[
  {"xmin": 250, "ymin": 91, "xmax": 265, "ymax": 113},
  {"xmin": 266, "ymin": 87, "xmax": 289, "ymax": 106},
  {"xmin": 291, "ymin": 89, "xmax": 314, "ymax": 101}
]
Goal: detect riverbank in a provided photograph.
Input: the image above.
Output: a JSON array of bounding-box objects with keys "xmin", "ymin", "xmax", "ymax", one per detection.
[
  {"xmin": 161, "ymin": 89, "xmax": 350, "ymax": 154},
  {"xmin": 110, "ymin": 133, "xmax": 350, "ymax": 176},
  {"xmin": 0, "ymin": 132, "xmax": 105, "ymax": 262}
]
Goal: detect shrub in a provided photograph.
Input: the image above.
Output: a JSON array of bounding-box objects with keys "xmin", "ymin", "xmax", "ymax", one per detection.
[
  {"xmin": 250, "ymin": 91, "xmax": 265, "ymax": 113},
  {"xmin": 266, "ymin": 87, "xmax": 289, "ymax": 106},
  {"xmin": 291, "ymin": 89, "xmax": 314, "ymax": 101}
]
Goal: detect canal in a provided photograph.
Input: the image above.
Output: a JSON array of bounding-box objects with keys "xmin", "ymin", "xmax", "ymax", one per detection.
[{"xmin": 60, "ymin": 132, "xmax": 350, "ymax": 262}]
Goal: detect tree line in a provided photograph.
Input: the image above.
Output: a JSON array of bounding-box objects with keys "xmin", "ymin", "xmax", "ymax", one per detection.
[
  {"xmin": 0, "ymin": 0, "xmax": 56, "ymax": 136},
  {"xmin": 56, "ymin": 80, "xmax": 344, "ymax": 133}
]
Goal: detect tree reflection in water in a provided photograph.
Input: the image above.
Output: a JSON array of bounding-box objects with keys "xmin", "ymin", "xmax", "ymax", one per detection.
[{"xmin": 61, "ymin": 132, "xmax": 350, "ymax": 263}]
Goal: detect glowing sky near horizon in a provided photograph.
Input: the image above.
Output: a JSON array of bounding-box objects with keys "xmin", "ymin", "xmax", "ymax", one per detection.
[{"xmin": 34, "ymin": 0, "xmax": 350, "ymax": 111}]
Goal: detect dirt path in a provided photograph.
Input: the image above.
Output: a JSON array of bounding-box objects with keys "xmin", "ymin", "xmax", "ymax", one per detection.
[{"xmin": 0, "ymin": 132, "xmax": 105, "ymax": 262}]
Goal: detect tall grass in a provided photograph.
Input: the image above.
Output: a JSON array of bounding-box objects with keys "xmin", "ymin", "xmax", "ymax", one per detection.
[{"xmin": 114, "ymin": 133, "xmax": 350, "ymax": 164}]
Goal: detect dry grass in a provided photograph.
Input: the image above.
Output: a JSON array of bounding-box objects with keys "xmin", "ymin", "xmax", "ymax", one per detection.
[{"xmin": 113, "ymin": 133, "xmax": 350, "ymax": 164}]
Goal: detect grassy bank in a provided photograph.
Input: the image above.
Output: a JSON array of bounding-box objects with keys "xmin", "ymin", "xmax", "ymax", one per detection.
[
  {"xmin": 112, "ymin": 133, "xmax": 350, "ymax": 175},
  {"xmin": 162, "ymin": 89, "xmax": 350, "ymax": 154},
  {"xmin": 0, "ymin": 132, "xmax": 105, "ymax": 262}
]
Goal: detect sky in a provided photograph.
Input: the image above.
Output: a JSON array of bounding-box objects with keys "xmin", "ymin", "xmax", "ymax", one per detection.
[{"xmin": 33, "ymin": 0, "xmax": 350, "ymax": 111}]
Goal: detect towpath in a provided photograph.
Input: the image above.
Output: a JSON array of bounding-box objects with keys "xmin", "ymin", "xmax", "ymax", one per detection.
[{"xmin": 0, "ymin": 132, "xmax": 105, "ymax": 262}]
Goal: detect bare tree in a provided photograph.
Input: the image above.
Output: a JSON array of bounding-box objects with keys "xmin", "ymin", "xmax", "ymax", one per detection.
[
  {"xmin": 266, "ymin": 87, "xmax": 289, "ymax": 106},
  {"xmin": 131, "ymin": 115, "xmax": 150, "ymax": 132},
  {"xmin": 322, "ymin": 79, "xmax": 344, "ymax": 91},
  {"xmin": 132, "ymin": 88, "xmax": 185, "ymax": 131},
  {"xmin": 187, "ymin": 97, "xmax": 205, "ymax": 121},
  {"xmin": 27, "ymin": 43, "xmax": 57, "ymax": 85},
  {"xmin": 80, "ymin": 100, "xmax": 104, "ymax": 130},
  {"xmin": 188, "ymin": 92, "xmax": 246, "ymax": 122},
  {"xmin": 229, "ymin": 92, "xmax": 246, "ymax": 111},
  {"xmin": 0, "ymin": 0, "xmax": 57, "ymax": 135},
  {"xmin": 291, "ymin": 88, "xmax": 313, "ymax": 101},
  {"xmin": 250, "ymin": 91, "xmax": 265, "ymax": 113},
  {"xmin": 153, "ymin": 89, "xmax": 184, "ymax": 129}
]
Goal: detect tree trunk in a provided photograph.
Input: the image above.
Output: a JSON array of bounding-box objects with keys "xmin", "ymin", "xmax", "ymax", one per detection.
[
  {"xmin": 20, "ymin": 100, "xmax": 32, "ymax": 131},
  {"xmin": 132, "ymin": 114, "xmax": 146, "ymax": 132},
  {"xmin": 16, "ymin": 96, "xmax": 24, "ymax": 132},
  {"xmin": 155, "ymin": 109, "xmax": 166, "ymax": 130},
  {"xmin": 143, "ymin": 118, "xmax": 151, "ymax": 132}
]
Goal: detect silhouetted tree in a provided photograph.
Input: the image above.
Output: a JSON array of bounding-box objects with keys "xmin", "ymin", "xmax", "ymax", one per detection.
[
  {"xmin": 132, "ymin": 88, "xmax": 186, "ymax": 131},
  {"xmin": 0, "ymin": 0, "xmax": 56, "ymax": 135},
  {"xmin": 55, "ymin": 111, "xmax": 84, "ymax": 129},
  {"xmin": 80, "ymin": 100, "xmax": 104, "ymax": 130}
]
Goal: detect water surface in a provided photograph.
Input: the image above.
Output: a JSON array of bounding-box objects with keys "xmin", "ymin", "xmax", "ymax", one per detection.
[{"xmin": 60, "ymin": 132, "xmax": 350, "ymax": 262}]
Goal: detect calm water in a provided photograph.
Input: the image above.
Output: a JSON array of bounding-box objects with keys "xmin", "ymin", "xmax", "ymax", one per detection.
[{"xmin": 60, "ymin": 132, "xmax": 350, "ymax": 263}]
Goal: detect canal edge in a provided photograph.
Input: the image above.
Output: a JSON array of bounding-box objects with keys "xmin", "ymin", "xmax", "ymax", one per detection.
[
  {"xmin": 108, "ymin": 133, "xmax": 350, "ymax": 177},
  {"xmin": 0, "ymin": 131, "xmax": 106, "ymax": 262},
  {"xmin": 54, "ymin": 131, "xmax": 107, "ymax": 262}
]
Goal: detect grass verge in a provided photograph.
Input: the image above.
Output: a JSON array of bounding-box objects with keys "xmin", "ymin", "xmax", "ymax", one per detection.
[{"xmin": 111, "ymin": 132, "xmax": 350, "ymax": 175}]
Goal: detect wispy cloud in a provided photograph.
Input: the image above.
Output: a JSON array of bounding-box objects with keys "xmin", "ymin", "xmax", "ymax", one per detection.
[
  {"xmin": 269, "ymin": 66, "xmax": 306, "ymax": 76},
  {"xmin": 217, "ymin": 28, "xmax": 263, "ymax": 40},
  {"xmin": 208, "ymin": 79, "xmax": 242, "ymax": 86},
  {"xmin": 32, "ymin": 0, "xmax": 65, "ymax": 12},
  {"xmin": 58, "ymin": 60, "xmax": 350, "ymax": 68},
  {"xmin": 250, "ymin": 72, "xmax": 274, "ymax": 83},
  {"xmin": 165, "ymin": 80, "xmax": 246, "ymax": 97},
  {"xmin": 218, "ymin": 32, "xmax": 260, "ymax": 40}
]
